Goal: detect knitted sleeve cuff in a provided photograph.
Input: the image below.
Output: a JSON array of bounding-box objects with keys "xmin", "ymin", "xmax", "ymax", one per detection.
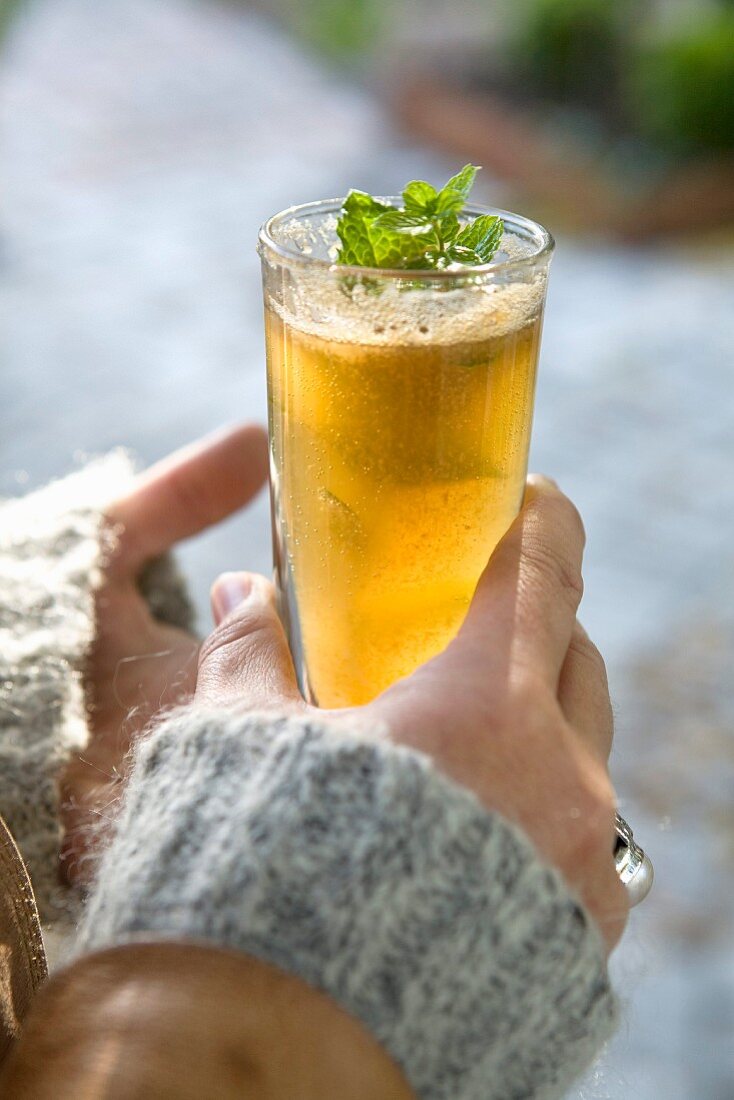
[
  {"xmin": 0, "ymin": 454, "xmax": 194, "ymax": 922},
  {"xmin": 78, "ymin": 708, "xmax": 617, "ymax": 1100}
]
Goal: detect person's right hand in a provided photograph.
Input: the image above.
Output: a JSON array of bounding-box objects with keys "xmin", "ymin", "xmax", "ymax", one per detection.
[{"xmin": 196, "ymin": 476, "xmax": 629, "ymax": 952}]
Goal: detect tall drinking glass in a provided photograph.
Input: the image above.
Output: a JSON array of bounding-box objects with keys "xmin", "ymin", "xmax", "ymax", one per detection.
[{"xmin": 259, "ymin": 201, "xmax": 553, "ymax": 707}]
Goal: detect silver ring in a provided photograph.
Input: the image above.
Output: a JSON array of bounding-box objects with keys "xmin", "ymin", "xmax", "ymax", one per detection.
[{"xmin": 614, "ymin": 813, "xmax": 653, "ymax": 906}]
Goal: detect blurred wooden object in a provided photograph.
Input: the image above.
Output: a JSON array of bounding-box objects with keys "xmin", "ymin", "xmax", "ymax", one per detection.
[
  {"xmin": 389, "ymin": 70, "xmax": 734, "ymax": 239},
  {"xmin": 0, "ymin": 816, "xmax": 47, "ymax": 1068}
]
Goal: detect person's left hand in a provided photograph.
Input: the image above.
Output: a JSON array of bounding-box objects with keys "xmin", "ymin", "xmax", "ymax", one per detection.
[{"xmin": 60, "ymin": 424, "xmax": 268, "ymax": 885}]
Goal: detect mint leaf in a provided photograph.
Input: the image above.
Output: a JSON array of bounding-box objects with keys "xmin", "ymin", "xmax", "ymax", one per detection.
[
  {"xmin": 335, "ymin": 165, "xmax": 504, "ymax": 272},
  {"xmin": 443, "ymin": 164, "xmax": 478, "ymax": 201},
  {"xmin": 371, "ymin": 222, "xmax": 435, "ymax": 268},
  {"xmin": 336, "ymin": 190, "xmax": 392, "ymax": 267},
  {"xmin": 435, "ymin": 164, "xmax": 478, "ymax": 215},
  {"xmin": 446, "ymin": 244, "xmax": 483, "ymax": 265},
  {"xmin": 336, "ymin": 190, "xmax": 434, "ymax": 271},
  {"xmin": 374, "ymin": 209, "xmax": 433, "ymax": 231},
  {"xmin": 454, "ymin": 214, "xmax": 503, "ymax": 263},
  {"xmin": 436, "ymin": 211, "xmax": 461, "ymax": 243},
  {"xmin": 402, "ymin": 179, "xmax": 438, "ymax": 213}
]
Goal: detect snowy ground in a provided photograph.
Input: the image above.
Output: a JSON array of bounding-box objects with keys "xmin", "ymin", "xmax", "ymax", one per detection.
[{"xmin": 2, "ymin": 1, "xmax": 733, "ymax": 1095}]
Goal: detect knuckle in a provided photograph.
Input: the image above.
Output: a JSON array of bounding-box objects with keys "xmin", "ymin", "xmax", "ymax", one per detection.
[
  {"xmin": 229, "ymin": 629, "xmax": 282, "ymax": 687},
  {"xmin": 568, "ymin": 632, "xmax": 608, "ymax": 684},
  {"xmin": 521, "ymin": 539, "xmax": 584, "ymax": 608},
  {"xmin": 197, "ymin": 607, "xmax": 269, "ymax": 672},
  {"xmin": 564, "ymin": 498, "xmax": 586, "ymax": 546},
  {"xmin": 527, "ymin": 488, "xmax": 586, "ymax": 547}
]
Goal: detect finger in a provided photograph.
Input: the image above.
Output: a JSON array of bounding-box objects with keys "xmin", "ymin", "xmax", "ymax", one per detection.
[
  {"xmin": 456, "ymin": 475, "xmax": 586, "ymax": 689},
  {"xmin": 109, "ymin": 423, "xmax": 269, "ymax": 571},
  {"xmin": 196, "ymin": 572, "xmax": 303, "ymax": 711},
  {"xmin": 558, "ymin": 622, "xmax": 614, "ymax": 760}
]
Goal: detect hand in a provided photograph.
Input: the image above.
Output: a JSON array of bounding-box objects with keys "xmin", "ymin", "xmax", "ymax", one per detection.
[
  {"xmin": 60, "ymin": 424, "xmax": 268, "ymax": 885},
  {"xmin": 197, "ymin": 476, "xmax": 628, "ymax": 952}
]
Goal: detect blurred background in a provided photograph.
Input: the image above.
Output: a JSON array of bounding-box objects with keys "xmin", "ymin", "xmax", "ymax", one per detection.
[{"xmin": 1, "ymin": 0, "xmax": 733, "ymax": 1095}]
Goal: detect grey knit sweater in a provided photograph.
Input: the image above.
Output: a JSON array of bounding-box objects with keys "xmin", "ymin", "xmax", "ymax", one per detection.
[{"xmin": 0, "ymin": 455, "xmax": 617, "ymax": 1100}]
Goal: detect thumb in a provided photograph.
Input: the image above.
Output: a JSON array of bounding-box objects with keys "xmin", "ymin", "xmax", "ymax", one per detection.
[{"xmin": 196, "ymin": 572, "xmax": 303, "ymax": 711}]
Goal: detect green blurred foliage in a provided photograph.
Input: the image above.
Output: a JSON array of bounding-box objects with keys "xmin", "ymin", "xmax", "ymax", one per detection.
[
  {"xmin": 629, "ymin": 15, "xmax": 734, "ymax": 154},
  {"xmin": 507, "ymin": 0, "xmax": 734, "ymax": 156},
  {"xmin": 282, "ymin": 0, "xmax": 383, "ymax": 62},
  {"xmin": 507, "ymin": 0, "xmax": 634, "ymax": 115},
  {"xmin": 0, "ymin": 0, "xmax": 23, "ymax": 40}
]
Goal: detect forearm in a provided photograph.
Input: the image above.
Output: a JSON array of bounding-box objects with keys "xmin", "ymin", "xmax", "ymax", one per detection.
[
  {"xmin": 0, "ymin": 944, "xmax": 414, "ymax": 1099},
  {"xmin": 77, "ymin": 706, "xmax": 617, "ymax": 1100}
]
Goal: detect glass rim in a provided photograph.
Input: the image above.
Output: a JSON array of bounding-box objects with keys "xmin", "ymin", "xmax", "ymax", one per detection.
[{"xmin": 258, "ymin": 198, "xmax": 554, "ymax": 280}]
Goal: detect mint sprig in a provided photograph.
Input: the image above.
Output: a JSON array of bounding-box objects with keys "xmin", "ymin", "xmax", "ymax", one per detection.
[
  {"xmin": 335, "ymin": 190, "xmax": 434, "ymax": 269},
  {"xmin": 335, "ymin": 165, "xmax": 503, "ymax": 271}
]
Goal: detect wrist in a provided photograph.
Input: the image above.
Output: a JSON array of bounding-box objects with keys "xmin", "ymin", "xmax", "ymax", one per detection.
[{"xmin": 79, "ymin": 710, "xmax": 617, "ymax": 1099}]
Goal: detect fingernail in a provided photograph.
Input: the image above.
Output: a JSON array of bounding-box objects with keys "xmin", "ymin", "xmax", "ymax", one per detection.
[
  {"xmin": 211, "ymin": 573, "xmax": 253, "ymax": 622},
  {"xmin": 527, "ymin": 473, "xmax": 559, "ymax": 491}
]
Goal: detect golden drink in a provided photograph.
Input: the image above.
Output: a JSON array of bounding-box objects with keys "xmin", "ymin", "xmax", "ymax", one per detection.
[{"xmin": 260, "ymin": 201, "xmax": 551, "ymax": 707}]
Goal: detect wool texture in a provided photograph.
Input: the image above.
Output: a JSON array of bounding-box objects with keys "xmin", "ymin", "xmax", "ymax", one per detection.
[
  {"xmin": 0, "ymin": 454, "xmax": 194, "ymax": 922},
  {"xmin": 79, "ymin": 708, "xmax": 617, "ymax": 1100}
]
